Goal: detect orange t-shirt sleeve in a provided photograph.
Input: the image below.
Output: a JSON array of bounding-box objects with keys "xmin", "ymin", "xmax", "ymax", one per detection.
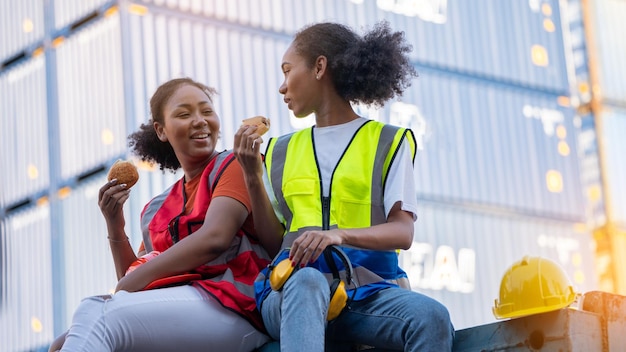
[{"xmin": 212, "ymin": 158, "xmax": 252, "ymax": 212}]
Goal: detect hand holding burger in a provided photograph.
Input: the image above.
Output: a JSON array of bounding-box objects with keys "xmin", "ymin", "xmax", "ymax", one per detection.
[{"xmin": 107, "ymin": 160, "xmax": 139, "ymax": 188}]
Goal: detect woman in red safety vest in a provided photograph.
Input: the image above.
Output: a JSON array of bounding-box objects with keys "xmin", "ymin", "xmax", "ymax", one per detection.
[{"xmin": 51, "ymin": 78, "xmax": 273, "ymax": 352}]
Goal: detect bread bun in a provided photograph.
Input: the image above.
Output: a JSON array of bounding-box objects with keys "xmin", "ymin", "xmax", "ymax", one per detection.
[
  {"xmin": 107, "ymin": 160, "xmax": 139, "ymax": 188},
  {"xmin": 242, "ymin": 116, "xmax": 271, "ymax": 136}
]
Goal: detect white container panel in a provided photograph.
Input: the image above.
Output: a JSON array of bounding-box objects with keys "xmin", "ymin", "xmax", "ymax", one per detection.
[
  {"xmin": 55, "ymin": 14, "xmax": 126, "ymax": 181},
  {"xmin": 125, "ymin": 11, "xmax": 293, "ymax": 152},
  {"xmin": 57, "ymin": 177, "xmax": 124, "ymax": 329},
  {"xmin": 0, "ymin": 0, "xmax": 44, "ymax": 62},
  {"xmin": 0, "ymin": 56, "xmax": 50, "ymax": 210},
  {"xmin": 53, "ymin": 0, "xmax": 114, "ymax": 30},
  {"xmin": 135, "ymin": 0, "xmax": 572, "ymax": 92},
  {"xmin": 0, "ymin": 206, "xmax": 54, "ymax": 352}
]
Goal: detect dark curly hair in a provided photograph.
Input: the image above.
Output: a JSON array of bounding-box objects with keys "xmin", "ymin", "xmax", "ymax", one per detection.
[
  {"xmin": 293, "ymin": 21, "xmax": 417, "ymax": 107},
  {"xmin": 127, "ymin": 78, "xmax": 218, "ymax": 172}
]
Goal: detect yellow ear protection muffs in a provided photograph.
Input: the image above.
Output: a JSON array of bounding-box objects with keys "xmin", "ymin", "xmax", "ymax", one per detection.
[
  {"xmin": 324, "ymin": 246, "xmax": 354, "ymax": 321},
  {"xmin": 269, "ymin": 250, "xmax": 296, "ymax": 291},
  {"xmin": 268, "ymin": 246, "xmax": 355, "ymax": 321}
]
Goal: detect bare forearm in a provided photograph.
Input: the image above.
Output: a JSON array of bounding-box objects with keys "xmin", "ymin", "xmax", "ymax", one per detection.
[
  {"xmin": 245, "ymin": 174, "xmax": 283, "ymax": 257},
  {"xmin": 106, "ymin": 224, "xmax": 137, "ymax": 280},
  {"xmin": 340, "ymin": 215, "xmax": 414, "ymax": 250}
]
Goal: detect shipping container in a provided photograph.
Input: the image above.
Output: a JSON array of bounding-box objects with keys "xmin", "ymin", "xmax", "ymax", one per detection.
[
  {"xmin": 0, "ymin": 0, "xmax": 44, "ymax": 64},
  {"xmin": 575, "ymin": 112, "xmax": 606, "ymax": 228},
  {"xmin": 1, "ymin": 0, "xmax": 621, "ymax": 350},
  {"xmin": 125, "ymin": 8, "xmax": 590, "ymax": 222},
  {"xmin": 0, "ymin": 56, "xmax": 50, "ymax": 211},
  {"xmin": 136, "ymin": 0, "xmax": 573, "ymax": 93},
  {"xmin": 399, "ymin": 201, "xmax": 598, "ymax": 330},
  {"xmin": 0, "ymin": 205, "xmax": 54, "ymax": 352},
  {"xmin": 123, "ymin": 8, "xmax": 292, "ymax": 147},
  {"xmin": 584, "ymin": 0, "xmax": 626, "ymax": 107},
  {"xmin": 397, "ymin": 69, "xmax": 587, "ymax": 221},
  {"xmin": 599, "ymin": 108, "xmax": 626, "ymax": 228},
  {"xmin": 54, "ymin": 13, "xmax": 127, "ymax": 181},
  {"xmin": 53, "ymin": 0, "xmax": 115, "ymax": 32},
  {"xmin": 54, "ymin": 176, "xmax": 128, "ymax": 329},
  {"xmin": 561, "ymin": 0, "xmax": 593, "ymax": 106}
]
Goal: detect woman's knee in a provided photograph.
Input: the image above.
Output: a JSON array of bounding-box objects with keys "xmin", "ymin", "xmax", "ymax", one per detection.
[{"xmin": 285, "ymin": 267, "xmax": 328, "ymax": 291}]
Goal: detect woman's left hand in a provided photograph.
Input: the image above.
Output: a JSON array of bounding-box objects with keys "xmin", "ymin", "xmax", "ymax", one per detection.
[
  {"xmin": 114, "ymin": 269, "xmax": 150, "ymax": 293},
  {"xmin": 289, "ymin": 229, "xmax": 343, "ymax": 266}
]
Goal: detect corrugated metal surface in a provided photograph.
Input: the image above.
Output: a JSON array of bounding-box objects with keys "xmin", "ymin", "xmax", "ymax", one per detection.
[
  {"xmin": 400, "ymin": 201, "xmax": 597, "ymax": 330},
  {"xmin": 0, "ymin": 0, "xmax": 44, "ymax": 63},
  {"xmin": 126, "ymin": 9, "xmax": 588, "ymax": 222},
  {"xmin": 561, "ymin": 0, "xmax": 593, "ymax": 107},
  {"xmin": 0, "ymin": 56, "xmax": 50, "ymax": 210},
  {"xmin": 54, "ymin": 13, "xmax": 127, "ymax": 180},
  {"xmin": 398, "ymin": 69, "xmax": 586, "ymax": 221},
  {"xmin": 587, "ymin": 0, "xmax": 626, "ymax": 106},
  {"xmin": 53, "ymin": 0, "xmax": 114, "ymax": 31},
  {"xmin": 137, "ymin": 0, "xmax": 571, "ymax": 93},
  {"xmin": 0, "ymin": 206, "xmax": 54, "ymax": 352},
  {"xmin": 576, "ymin": 112, "xmax": 606, "ymax": 227},
  {"xmin": 125, "ymin": 9, "xmax": 291, "ymax": 150},
  {"xmin": 0, "ymin": 0, "xmax": 618, "ymax": 349},
  {"xmin": 600, "ymin": 108, "xmax": 626, "ymax": 227},
  {"xmin": 56, "ymin": 177, "xmax": 125, "ymax": 327}
]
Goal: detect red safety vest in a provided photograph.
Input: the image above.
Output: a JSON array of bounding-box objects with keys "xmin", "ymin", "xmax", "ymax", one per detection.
[{"xmin": 140, "ymin": 151, "xmax": 270, "ymax": 332}]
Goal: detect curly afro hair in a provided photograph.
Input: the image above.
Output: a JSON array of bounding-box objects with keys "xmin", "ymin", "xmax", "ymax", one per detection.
[
  {"xmin": 127, "ymin": 78, "xmax": 218, "ymax": 172},
  {"xmin": 293, "ymin": 21, "xmax": 417, "ymax": 108}
]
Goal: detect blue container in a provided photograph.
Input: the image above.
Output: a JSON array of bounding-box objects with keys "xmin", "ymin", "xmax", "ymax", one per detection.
[
  {"xmin": 125, "ymin": 8, "xmax": 589, "ymax": 221},
  {"xmin": 399, "ymin": 69, "xmax": 587, "ymax": 221},
  {"xmin": 136, "ymin": 0, "xmax": 572, "ymax": 93},
  {"xmin": 401, "ymin": 202, "xmax": 597, "ymax": 329},
  {"xmin": 599, "ymin": 108, "xmax": 626, "ymax": 227}
]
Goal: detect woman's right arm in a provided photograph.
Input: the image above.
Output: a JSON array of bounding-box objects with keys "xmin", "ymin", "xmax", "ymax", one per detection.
[
  {"xmin": 98, "ymin": 180, "xmax": 138, "ymax": 280},
  {"xmin": 234, "ymin": 124, "xmax": 284, "ymax": 257}
]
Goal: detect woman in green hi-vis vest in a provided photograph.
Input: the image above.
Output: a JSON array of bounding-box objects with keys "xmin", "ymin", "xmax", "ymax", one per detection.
[{"xmin": 235, "ymin": 21, "xmax": 454, "ymax": 352}]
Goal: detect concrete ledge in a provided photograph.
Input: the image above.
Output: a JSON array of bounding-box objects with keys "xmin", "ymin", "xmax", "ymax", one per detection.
[
  {"xmin": 582, "ymin": 291, "xmax": 626, "ymax": 351},
  {"xmin": 452, "ymin": 308, "xmax": 604, "ymax": 351}
]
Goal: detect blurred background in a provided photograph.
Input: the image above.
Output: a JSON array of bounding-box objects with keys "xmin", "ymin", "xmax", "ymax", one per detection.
[{"xmin": 1, "ymin": 0, "xmax": 625, "ymax": 351}]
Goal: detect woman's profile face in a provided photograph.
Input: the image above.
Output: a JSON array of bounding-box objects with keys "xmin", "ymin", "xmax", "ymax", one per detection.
[
  {"xmin": 279, "ymin": 43, "xmax": 318, "ymax": 118},
  {"xmin": 156, "ymin": 84, "xmax": 220, "ymax": 170}
]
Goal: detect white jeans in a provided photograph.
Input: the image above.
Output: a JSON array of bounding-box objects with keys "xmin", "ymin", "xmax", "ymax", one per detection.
[{"xmin": 61, "ymin": 285, "xmax": 270, "ymax": 352}]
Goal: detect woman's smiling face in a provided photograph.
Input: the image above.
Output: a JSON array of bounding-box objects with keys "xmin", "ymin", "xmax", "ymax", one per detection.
[{"xmin": 155, "ymin": 84, "xmax": 220, "ymax": 170}]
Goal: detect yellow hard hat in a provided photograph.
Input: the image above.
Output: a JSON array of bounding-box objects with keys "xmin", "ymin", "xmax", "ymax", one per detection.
[{"xmin": 493, "ymin": 255, "xmax": 577, "ymax": 319}]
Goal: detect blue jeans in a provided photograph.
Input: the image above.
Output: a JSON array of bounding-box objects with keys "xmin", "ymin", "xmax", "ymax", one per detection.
[{"xmin": 260, "ymin": 268, "xmax": 454, "ymax": 352}]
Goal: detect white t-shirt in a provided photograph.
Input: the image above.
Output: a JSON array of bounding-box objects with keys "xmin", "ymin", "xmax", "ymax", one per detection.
[{"xmin": 263, "ymin": 117, "xmax": 417, "ymax": 223}]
